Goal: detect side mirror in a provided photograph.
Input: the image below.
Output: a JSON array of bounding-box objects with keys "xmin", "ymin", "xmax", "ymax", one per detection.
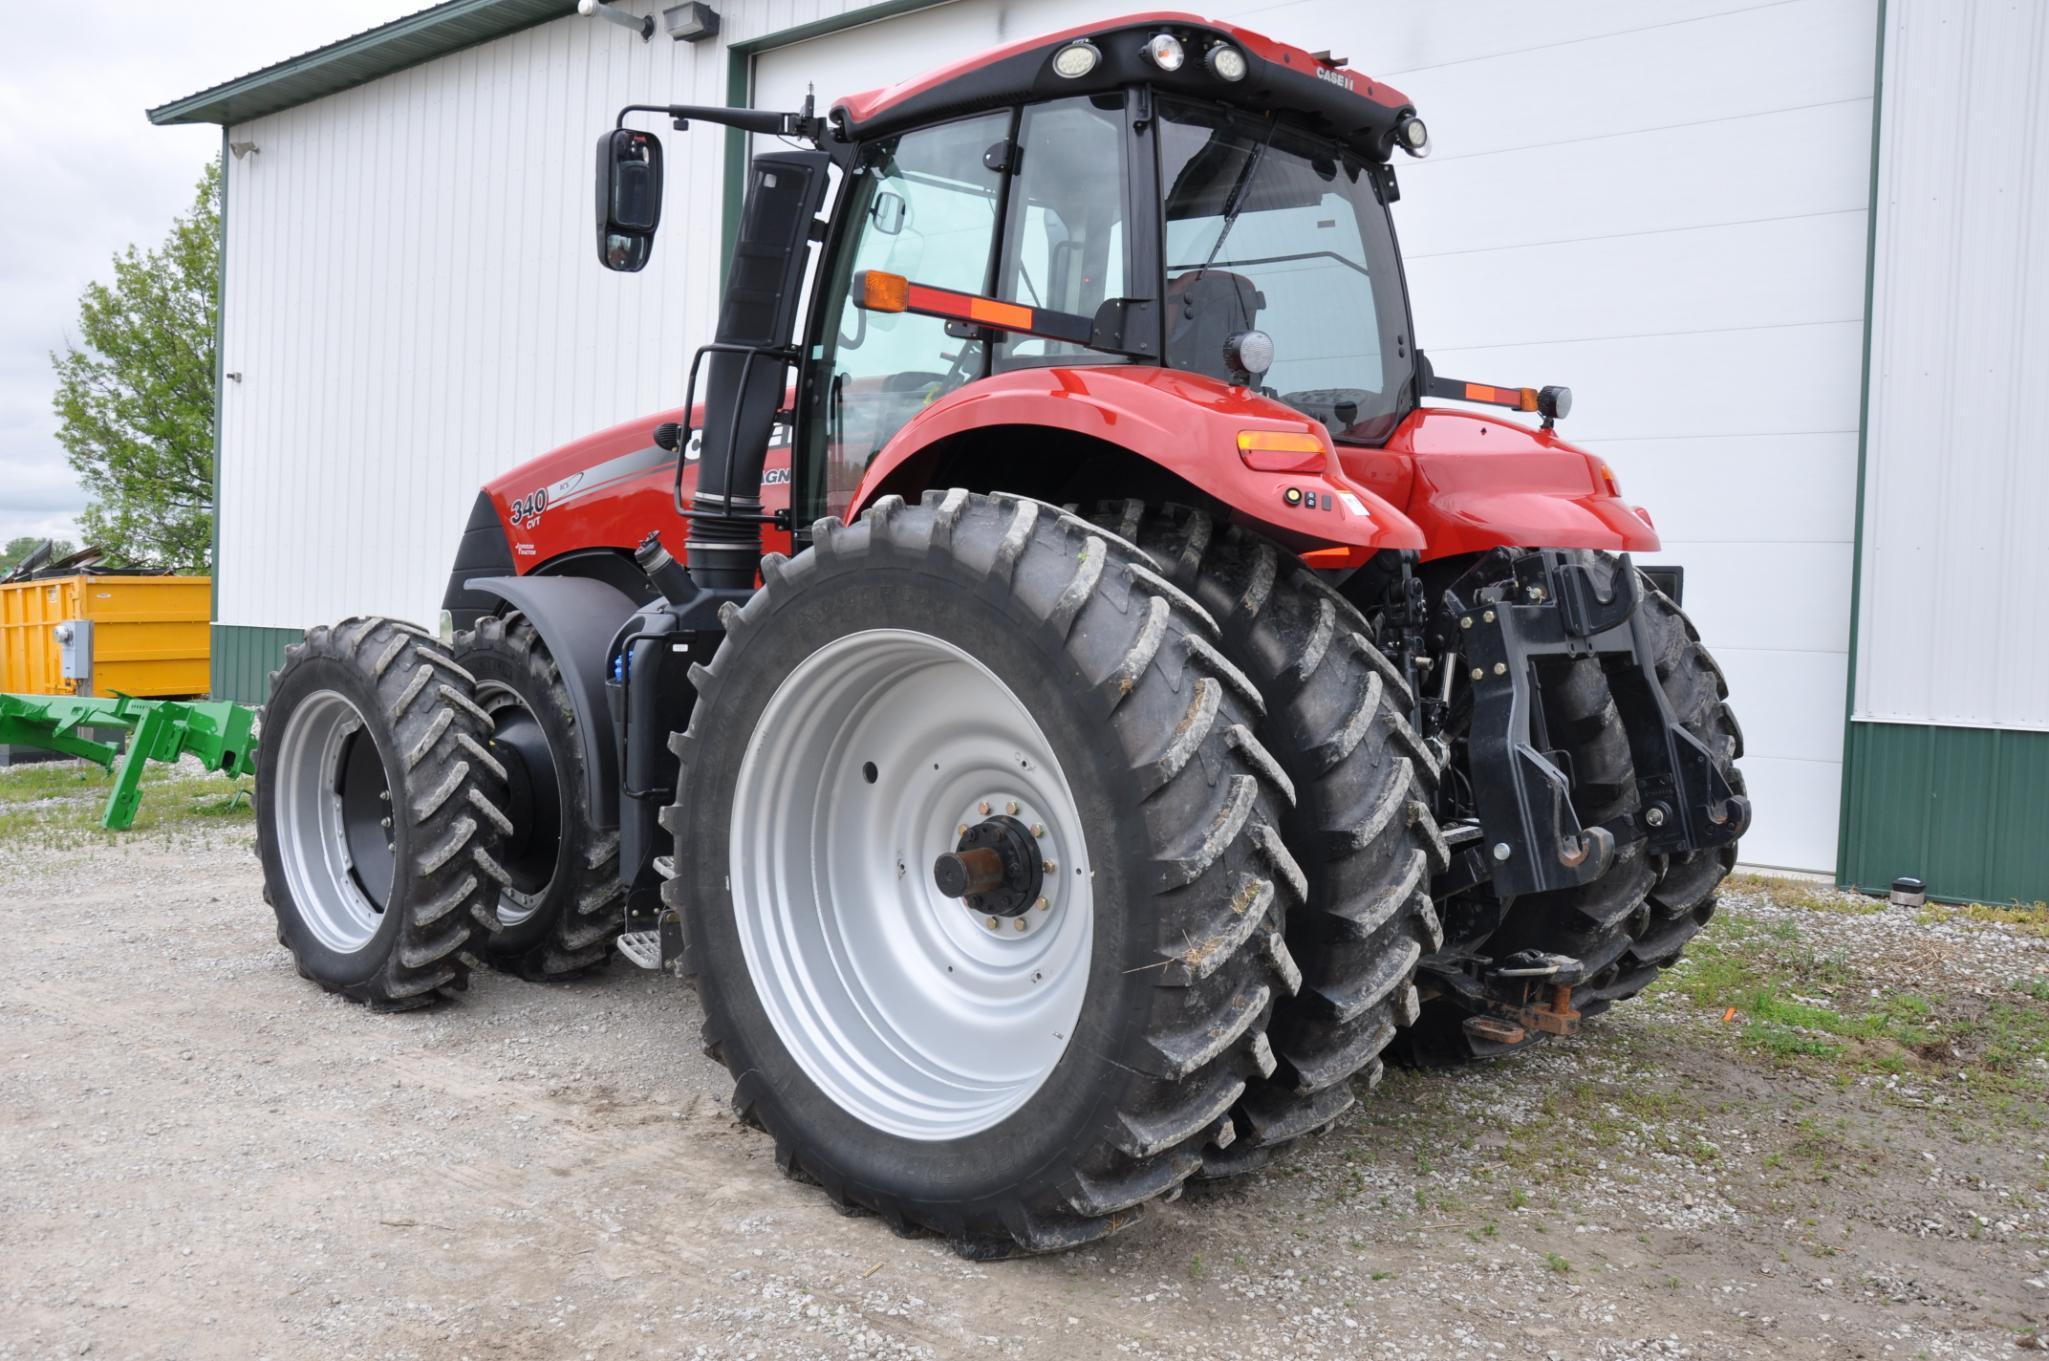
[
  {"xmin": 869, "ymin": 190, "xmax": 907, "ymax": 236},
  {"xmin": 595, "ymin": 128, "xmax": 663, "ymax": 272}
]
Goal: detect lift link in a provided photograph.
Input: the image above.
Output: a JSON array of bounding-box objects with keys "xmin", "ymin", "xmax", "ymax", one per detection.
[
  {"xmin": 1446, "ymin": 549, "xmax": 1750, "ymax": 898},
  {"xmin": 0, "ymin": 693, "xmax": 256, "ymax": 830}
]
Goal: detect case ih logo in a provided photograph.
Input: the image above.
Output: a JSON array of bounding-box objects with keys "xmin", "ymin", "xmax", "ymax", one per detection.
[{"xmin": 1315, "ymin": 66, "xmax": 1354, "ymax": 92}]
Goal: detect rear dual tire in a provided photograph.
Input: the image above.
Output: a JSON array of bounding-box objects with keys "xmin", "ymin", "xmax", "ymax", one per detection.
[{"xmin": 671, "ymin": 492, "xmax": 1303, "ymax": 1255}]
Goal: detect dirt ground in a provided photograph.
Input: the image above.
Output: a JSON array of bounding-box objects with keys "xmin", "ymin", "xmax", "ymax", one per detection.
[{"xmin": 3, "ymin": 766, "xmax": 2046, "ymax": 1360}]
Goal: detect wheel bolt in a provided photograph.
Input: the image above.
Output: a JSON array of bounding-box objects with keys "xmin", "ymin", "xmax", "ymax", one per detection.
[
  {"xmin": 1035, "ymin": 897, "xmax": 1049, "ymax": 912},
  {"xmin": 1031, "ymin": 824, "xmax": 1045, "ymax": 838},
  {"xmin": 1483, "ymin": 609, "xmax": 1496, "ymax": 623},
  {"xmin": 957, "ymin": 824, "xmax": 968, "ymax": 838},
  {"xmin": 381, "ymin": 816, "xmax": 392, "ymax": 830},
  {"xmin": 379, "ymin": 790, "xmax": 390, "ymax": 802},
  {"xmin": 1493, "ymin": 662, "xmax": 1507, "ymax": 675},
  {"xmin": 1043, "ymin": 859, "xmax": 1056, "ymax": 873},
  {"xmin": 986, "ymin": 916, "xmax": 999, "ymax": 930},
  {"xmin": 1492, "ymin": 842, "xmax": 1512, "ymax": 861},
  {"xmin": 1470, "ymin": 667, "xmax": 1485, "ymax": 681},
  {"xmin": 1005, "ymin": 801, "xmax": 1020, "ymax": 815},
  {"xmin": 1012, "ymin": 919, "xmax": 1027, "ymax": 932},
  {"xmin": 1460, "ymin": 616, "xmax": 1473, "ymax": 630},
  {"xmin": 978, "ymin": 801, "xmax": 991, "ymax": 815}
]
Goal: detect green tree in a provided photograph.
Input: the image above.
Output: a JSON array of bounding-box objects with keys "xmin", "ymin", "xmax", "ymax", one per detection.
[
  {"xmin": 0, "ymin": 536, "xmax": 78, "ymax": 574},
  {"xmin": 51, "ymin": 158, "xmax": 219, "ymax": 571}
]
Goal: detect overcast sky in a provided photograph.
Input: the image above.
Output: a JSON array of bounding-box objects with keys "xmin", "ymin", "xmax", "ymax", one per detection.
[{"xmin": 0, "ymin": 1, "xmax": 416, "ymax": 548}]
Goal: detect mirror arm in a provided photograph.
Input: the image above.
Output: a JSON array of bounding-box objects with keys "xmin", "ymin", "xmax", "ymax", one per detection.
[{"xmin": 615, "ymin": 100, "xmax": 822, "ymax": 144}]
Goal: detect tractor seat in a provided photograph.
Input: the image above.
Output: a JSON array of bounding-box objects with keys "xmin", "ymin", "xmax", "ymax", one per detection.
[{"xmin": 1165, "ymin": 270, "xmax": 1266, "ymax": 384}]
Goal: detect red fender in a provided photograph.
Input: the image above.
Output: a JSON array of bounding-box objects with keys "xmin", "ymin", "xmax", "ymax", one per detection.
[
  {"xmin": 1340, "ymin": 408, "xmax": 1660, "ymax": 562},
  {"xmin": 847, "ymin": 367, "xmax": 1424, "ymax": 554}
]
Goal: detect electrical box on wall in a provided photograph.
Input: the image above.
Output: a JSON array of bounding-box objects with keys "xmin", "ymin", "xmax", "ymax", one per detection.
[{"xmin": 55, "ymin": 619, "xmax": 93, "ymax": 687}]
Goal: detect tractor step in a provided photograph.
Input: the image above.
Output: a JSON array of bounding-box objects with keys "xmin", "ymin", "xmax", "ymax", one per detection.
[
  {"xmin": 615, "ymin": 906, "xmax": 685, "ymax": 971},
  {"xmin": 616, "ymin": 930, "xmax": 664, "ymax": 970}
]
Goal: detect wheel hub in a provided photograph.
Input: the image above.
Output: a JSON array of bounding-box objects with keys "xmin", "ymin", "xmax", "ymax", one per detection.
[{"xmin": 933, "ymin": 814, "xmax": 1044, "ymax": 919}]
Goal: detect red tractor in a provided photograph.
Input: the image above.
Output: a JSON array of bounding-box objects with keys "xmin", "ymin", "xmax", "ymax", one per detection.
[{"xmin": 255, "ymin": 13, "xmax": 1749, "ymax": 1256}]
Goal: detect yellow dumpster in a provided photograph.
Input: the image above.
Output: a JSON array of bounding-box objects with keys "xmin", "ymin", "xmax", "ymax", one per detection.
[{"xmin": 0, "ymin": 575, "xmax": 211, "ymax": 699}]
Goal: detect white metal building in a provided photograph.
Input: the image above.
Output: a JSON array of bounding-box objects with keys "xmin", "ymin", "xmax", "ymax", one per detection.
[{"xmin": 150, "ymin": 0, "xmax": 2049, "ymax": 897}]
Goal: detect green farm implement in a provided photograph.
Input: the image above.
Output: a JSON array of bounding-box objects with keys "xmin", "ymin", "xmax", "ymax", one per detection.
[{"xmin": 0, "ymin": 694, "xmax": 256, "ymax": 829}]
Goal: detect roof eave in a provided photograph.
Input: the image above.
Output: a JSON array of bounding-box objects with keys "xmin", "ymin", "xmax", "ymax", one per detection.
[{"xmin": 147, "ymin": 0, "xmax": 575, "ymax": 128}]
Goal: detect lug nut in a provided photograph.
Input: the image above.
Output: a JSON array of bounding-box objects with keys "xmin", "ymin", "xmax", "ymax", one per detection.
[
  {"xmin": 1005, "ymin": 800, "xmax": 1020, "ymax": 815},
  {"xmin": 379, "ymin": 790, "xmax": 390, "ymax": 802},
  {"xmin": 1043, "ymin": 859, "xmax": 1056, "ymax": 873},
  {"xmin": 380, "ymin": 816, "xmax": 392, "ymax": 830},
  {"xmin": 1031, "ymin": 823, "xmax": 1046, "ymax": 838},
  {"xmin": 1013, "ymin": 919, "xmax": 1027, "ymax": 932},
  {"xmin": 1528, "ymin": 585, "xmax": 1546, "ymax": 602},
  {"xmin": 1460, "ymin": 616, "xmax": 1473, "ymax": 630},
  {"xmin": 986, "ymin": 916, "xmax": 1000, "ymax": 930},
  {"xmin": 1035, "ymin": 897, "xmax": 1049, "ymax": 912},
  {"xmin": 1645, "ymin": 806, "xmax": 1667, "ymax": 828},
  {"xmin": 978, "ymin": 801, "xmax": 991, "ymax": 815}
]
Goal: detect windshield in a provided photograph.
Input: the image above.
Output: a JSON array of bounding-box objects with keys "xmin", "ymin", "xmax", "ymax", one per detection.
[{"xmin": 1157, "ymin": 101, "xmax": 1414, "ymax": 445}]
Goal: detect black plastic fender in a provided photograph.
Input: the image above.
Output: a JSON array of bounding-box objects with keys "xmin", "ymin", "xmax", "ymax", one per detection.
[{"xmin": 466, "ymin": 574, "xmax": 641, "ymax": 828}]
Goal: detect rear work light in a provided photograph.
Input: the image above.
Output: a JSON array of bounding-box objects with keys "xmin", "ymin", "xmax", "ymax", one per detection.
[
  {"xmin": 1145, "ymin": 33, "xmax": 1185, "ymax": 72},
  {"xmin": 1396, "ymin": 113, "xmax": 1431, "ymax": 158},
  {"xmin": 1237, "ymin": 430, "xmax": 1328, "ymax": 474},
  {"xmin": 1052, "ymin": 41, "xmax": 1100, "ymax": 79},
  {"xmin": 1205, "ymin": 43, "xmax": 1247, "ymax": 81}
]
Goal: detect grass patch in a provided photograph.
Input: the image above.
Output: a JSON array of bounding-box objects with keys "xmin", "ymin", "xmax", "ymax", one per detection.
[
  {"xmin": 1917, "ymin": 900, "xmax": 2049, "ymax": 938},
  {"xmin": 0, "ymin": 758, "xmax": 251, "ymax": 844},
  {"xmin": 1726, "ymin": 873, "xmax": 1886, "ymax": 916}
]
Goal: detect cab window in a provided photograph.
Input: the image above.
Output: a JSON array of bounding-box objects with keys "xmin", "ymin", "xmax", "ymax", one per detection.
[
  {"xmin": 993, "ymin": 96, "xmax": 1129, "ymax": 372},
  {"xmin": 806, "ymin": 111, "xmax": 1008, "ymax": 522}
]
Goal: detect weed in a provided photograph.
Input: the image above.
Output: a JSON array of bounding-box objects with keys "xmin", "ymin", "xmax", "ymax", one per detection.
[{"xmin": 1545, "ymin": 1252, "xmax": 1571, "ymax": 1275}]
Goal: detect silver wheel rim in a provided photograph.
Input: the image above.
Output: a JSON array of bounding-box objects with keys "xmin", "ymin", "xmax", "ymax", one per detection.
[
  {"xmin": 731, "ymin": 628, "xmax": 1093, "ymax": 1141},
  {"xmin": 273, "ymin": 689, "xmax": 391, "ymax": 954}
]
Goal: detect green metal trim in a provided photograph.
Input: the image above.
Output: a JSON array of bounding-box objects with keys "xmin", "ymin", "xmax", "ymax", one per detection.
[
  {"xmin": 210, "ymin": 624, "xmax": 303, "ymax": 706},
  {"xmin": 719, "ymin": 0, "xmax": 961, "ymax": 280},
  {"xmin": 148, "ymin": 0, "xmax": 576, "ymax": 127},
  {"xmin": 1839, "ymin": 721, "xmax": 2049, "ymax": 905},
  {"xmin": 210, "ymin": 130, "xmax": 228, "ymax": 621},
  {"xmin": 1835, "ymin": 0, "xmax": 1889, "ymax": 886}
]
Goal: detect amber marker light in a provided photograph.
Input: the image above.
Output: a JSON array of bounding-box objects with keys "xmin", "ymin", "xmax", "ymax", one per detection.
[
  {"xmin": 1237, "ymin": 430, "xmax": 1328, "ymax": 474},
  {"xmin": 856, "ymin": 270, "xmax": 909, "ymax": 312}
]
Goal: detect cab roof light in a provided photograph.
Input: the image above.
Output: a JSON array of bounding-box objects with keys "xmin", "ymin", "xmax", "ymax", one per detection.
[
  {"xmin": 1395, "ymin": 112, "xmax": 1431, "ymax": 158},
  {"xmin": 1052, "ymin": 40, "xmax": 1100, "ymax": 79},
  {"xmin": 1205, "ymin": 43, "xmax": 1247, "ymax": 81},
  {"xmin": 1145, "ymin": 32, "xmax": 1185, "ymax": 72},
  {"xmin": 1237, "ymin": 429, "xmax": 1328, "ymax": 474}
]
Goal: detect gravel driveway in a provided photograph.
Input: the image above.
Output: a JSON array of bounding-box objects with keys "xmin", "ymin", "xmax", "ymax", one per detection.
[{"xmin": 3, "ymin": 771, "xmax": 2045, "ymax": 1359}]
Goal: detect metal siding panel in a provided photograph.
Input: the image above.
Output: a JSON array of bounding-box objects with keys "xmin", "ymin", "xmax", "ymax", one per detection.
[
  {"xmin": 1841, "ymin": 721, "xmax": 2049, "ymax": 903},
  {"xmin": 1855, "ymin": 0, "xmax": 2049, "ymax": 729}
]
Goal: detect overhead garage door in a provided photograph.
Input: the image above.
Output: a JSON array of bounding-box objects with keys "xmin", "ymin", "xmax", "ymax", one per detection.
[{"xmin": 743, "ymin": 0, "xmax": 1880, "ymax": 872}]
